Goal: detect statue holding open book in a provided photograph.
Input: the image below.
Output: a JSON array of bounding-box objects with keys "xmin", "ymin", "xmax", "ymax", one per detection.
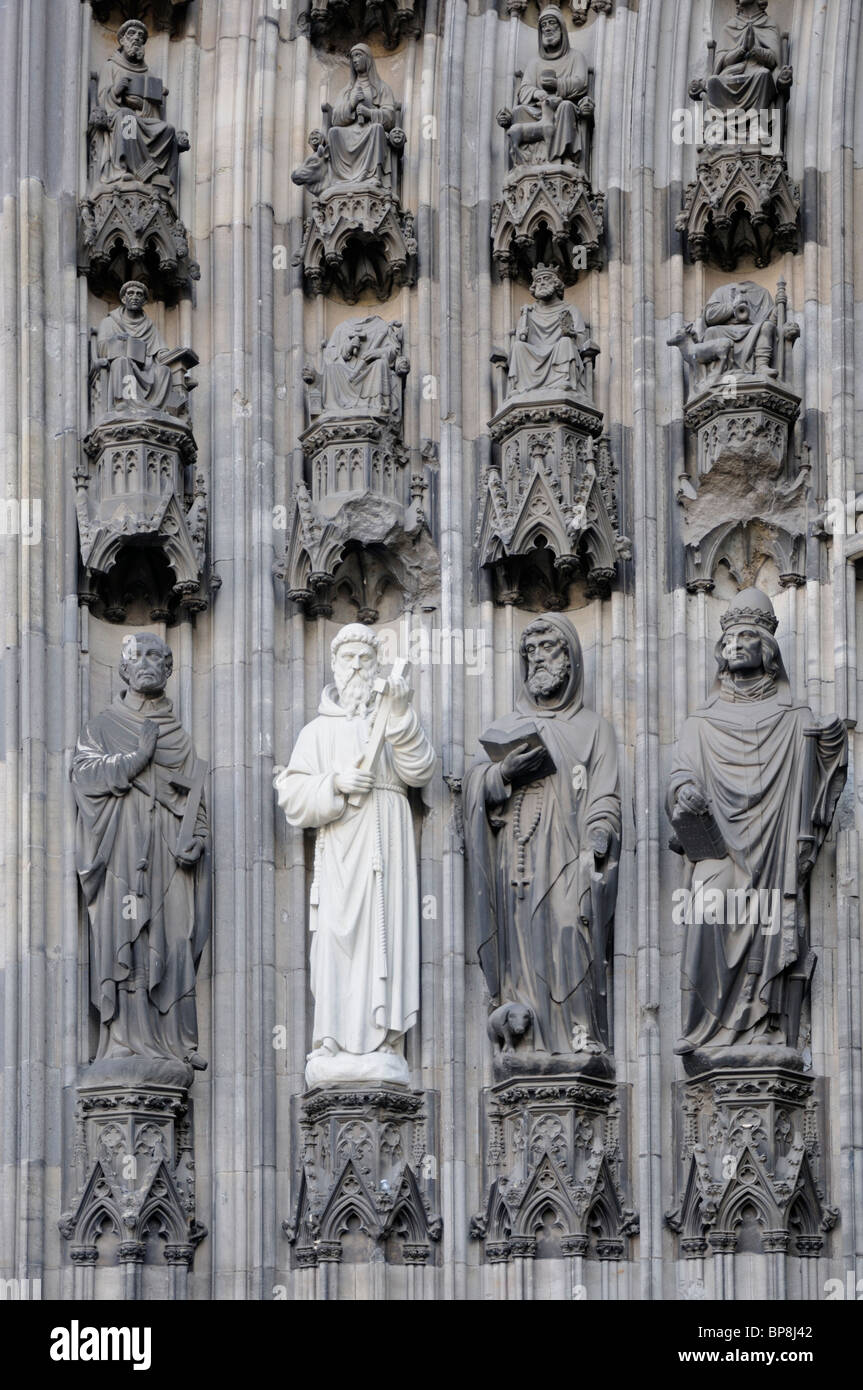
[
  {"xmin": 667, "ymin": 588, "xmax": 847, "ymax": 1064},
  {"xmin": 275, "ymin": 624, "xmax": 435, "ymax": 1089},
  {"xmin": 463, "ymin": 615, "xmax": 620, "ymax": 1072}
]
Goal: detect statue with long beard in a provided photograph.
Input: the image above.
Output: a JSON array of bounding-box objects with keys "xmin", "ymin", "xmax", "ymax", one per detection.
[{"xmin": 275, "ymin": 625, "xmax": 435, "ymax": 1088}]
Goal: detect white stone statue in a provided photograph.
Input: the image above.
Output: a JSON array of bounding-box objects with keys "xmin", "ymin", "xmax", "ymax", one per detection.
[{"xmin": 275, "ymin": 624, "xmax": 435, "ymax": 1088}]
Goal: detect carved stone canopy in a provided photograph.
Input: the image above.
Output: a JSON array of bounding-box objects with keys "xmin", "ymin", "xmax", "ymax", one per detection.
[
  {"xmin": 83, "ymin": 1, "xmax": 190, "ymax": 33},
  {"xmin": 302, "ymin": 0, "xmax": 425, "ymax": 51},
  {"xmin": 677, "ymin": 149, "xmax": 800, "ymax": 270}
]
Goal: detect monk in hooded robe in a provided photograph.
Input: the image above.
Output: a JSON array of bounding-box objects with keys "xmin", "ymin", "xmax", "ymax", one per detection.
[
  {"xmin": 706, "ymin": 0, "xmax": 785, "ymax": 114},
  {"xmin": 72, "ymin": 634, "xmax": 209, "ymax": 1070},
  {"xmin": 325, "ymin": 45, "xmax": 397, "ymax": 188},
  {"xmin": 94, "ymin": 19, "xmax": 182, "ymax": 195},
  {"xmin": 507, "ymin": 6, "xmax": 590, "ymax": 165},
  {"xmin": 463, "ymin": 615, "xmax": 620, "ymax": 1056},
  {"xmin": 667, "ymin": 589, "xmax": 847, "ymax": 1055}
]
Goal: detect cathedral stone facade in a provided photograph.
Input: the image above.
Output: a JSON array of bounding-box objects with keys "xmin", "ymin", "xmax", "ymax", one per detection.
[{"xmin": 2, "ymin": 0, "xmax": 862, "ymax": 1303}]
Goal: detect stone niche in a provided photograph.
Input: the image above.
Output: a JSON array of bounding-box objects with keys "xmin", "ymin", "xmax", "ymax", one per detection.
[
  {"xmin": 291, "ymin": 51, "xmax": 417, "ymax": 302},
  {"xmin": 59, "ymin": 1075, "xmax": 206, "ymax": 1300},
  {"xmin": 76, "ymin": 287, "xmax": 210, "ymax": 624},
  {"xmin": 492, "ymin": 10, "xmax": 604, "ymax": 284},
  {"xmin": 276, "ymin": 316, "xmax": 437, "ymax": 621},
  {"xmin": 677, "ymin": 3, "xmax": 799, "ymax": 268},
  {"xmin": 472, "ymin": 1077, "xmax": 637, "ymax": 1290},
  {"xmin": 284, "ymin": 1086, "xmax": 441, "ymax": 1292},
  {"xmin": 477, "ymin": 266, "xmax": 628, "ymax": 608},
  {"xmin": 668, "ymin": 278, "xmax": 807, "ymax": 593},
  {"xmin": 83, "ymin": 0, "xmax": 190, "ymax": 34},
  {"xmin": 667, "ymin": 1068, "xmax": 836, "ymax": 1300},
  {"xmin": 301, "ymin": 0, "xmax": 425, "ymax": 51},
  {"xmin": 79, "ymin": 20, "xmax": 198, "ymax": 302}
]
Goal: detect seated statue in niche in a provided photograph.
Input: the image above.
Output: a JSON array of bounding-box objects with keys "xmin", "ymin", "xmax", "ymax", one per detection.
[
  {"xmin": 667, "ymin": 281, "xmax": 798, "ymax": 388},
  {"xmin": 667, "ymin": 589, "xmax": 847, "ymax": 1061},
  {"xmin": 72, "ymin": 634, "xmax": 209, "ymax": 1076},
  {"xmin": 306, "ymin": 316, "xmax": 409, "ymax": 423},
  {"xmin": 317, "ymin": 44, "xmax": 401, "ymax": 192},
  {"xmin": 498, "ymin": 5, "xmax": 592, "ymax": 167},
  {"xmin": 505, "ymin": 263, "xmax": 592, "ymax": 398},
  {"xmin": 463, "ymin": 615, "xmax": 620, "ymax": 1066},
  {"xmin": 692, "ymin": 0, "xmax": 792, "ymax": 113},
  {"xmin": 91, "ymin": 280, "xmax": 196, "ymax": 420},
  {"xmin": 90, "ymin": 19, "xmax": 188, "ymax": 196}
]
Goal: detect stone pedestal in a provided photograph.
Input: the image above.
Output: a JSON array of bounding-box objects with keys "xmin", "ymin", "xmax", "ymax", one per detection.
[
  {"xmin": 477, "ymin": 393, "xmax": 627, "ymax": 605},
  {"xmin": 59, "ymin": 1067, "xmax": 205, "ymax": 1301},
  {"xmin": 294, "ymin": 184, "xmax": 417, "ymax": 301},
  {"xmin": 76, "ymin": 413, "xmax": 208, "ymax": 622},
  {"xmin": 677, "ymin": 147, "xmax": 800, "ymax": 270},
  {"xmin": 492, "ymin": 165, "xmax": 603, "ymax": 285},
  {"xmin": 79, "ymin": 189, "xmax": 199, "ymax": 304},
  {"xmin": 304, "ymin": 0, "xmax": 424, "ymax": 49},
  {"xmin": 667, "ymin": 1066, "xmax": 836, "ymax": 1298},
  {"xmin": 284, "ymin": 1086, "xmax": 441, "ymax": 1290},
  {"xmin": 84, "ymin": 0, "xmax": 190, "ymax": 34},
  {"xmin": 471, "ymin": 1076, "xmax": 637, "ymax": 1276}
]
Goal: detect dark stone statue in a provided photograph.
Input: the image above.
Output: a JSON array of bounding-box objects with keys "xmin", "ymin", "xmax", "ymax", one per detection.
[
  {"xmin": 499, "ymin": 5, "xmax": 592, "ymax": 167},
  {"xmin": 667, "ymin": 589, "xmax": 847, "ymax": 1064},
  {"xmin": 464, "ymin": 615, "xmax": 620, "ymax": 1069},
  {"xmin": 91, "ymin": 20, "xmax": 188, "ymax": 196},
  {"xmin": 702, "ymin": 0, "xmax": 792, "ymax": 114},
  {"xmin": 72, "ymin": 634, "xmax": 209, "ymax": 1078}
]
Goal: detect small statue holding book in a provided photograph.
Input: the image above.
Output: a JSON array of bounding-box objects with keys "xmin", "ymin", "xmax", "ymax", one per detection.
[
  {"xmin": 667, "ymin": 588, "xmax": 847, "ymax": 1061},
  {"xmin": 91, "ymin": 20, "xmax": 188, "ymax": 198},
  {"xmin": 463, "ymin": 615, "xmax": 620, "ymax": 1068}
]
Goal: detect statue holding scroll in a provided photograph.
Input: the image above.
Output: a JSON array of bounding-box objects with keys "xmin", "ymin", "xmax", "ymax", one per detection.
[
  {"xmin": 91, "ymin": 20, "xmax": 187, "ymax": 196},
  {"xmin": 668, "ymin": 589, "xmax": 847, "ymax": 1059},
  {"xmin": 72, "ymin": 634, "xmax": 209, "ymax": 1075},
  {"xmin": 463, "ymin": 615, "xmax": 620, "ymax": 1064},
  {"xmin": 275, "ymin": 624, "xmax": 435, "ymax": 1087}
]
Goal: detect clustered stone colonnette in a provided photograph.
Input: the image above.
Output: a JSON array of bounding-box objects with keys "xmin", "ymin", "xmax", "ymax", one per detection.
[{"xmin": 33, "ymin": 0, "xmax": 849, "ymax": 1300}]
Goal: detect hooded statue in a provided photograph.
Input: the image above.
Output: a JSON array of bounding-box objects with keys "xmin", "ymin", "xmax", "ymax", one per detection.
[
  {"xmin": 507, "ymin": 6, "xmax": 590, "ymax": 165},
  {"xmin": 706, "ymin": 0, "xmax": 786, "ymax": 114},
  {"xmin": 463, "ymin": 615, "xmax": 620, "ymax": 1059},
  {"xmin": 667, "ymin": 589, "xmax": 847, "ymax": 1057},
  {"xmin": 325, "ymin": 44, "xmax": 398, "ymax": 189}
]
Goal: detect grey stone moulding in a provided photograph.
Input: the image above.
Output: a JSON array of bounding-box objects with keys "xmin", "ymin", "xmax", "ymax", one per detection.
[{"xmin": 300, "ymin": 0, "xmax": 426, "ymax": 51}]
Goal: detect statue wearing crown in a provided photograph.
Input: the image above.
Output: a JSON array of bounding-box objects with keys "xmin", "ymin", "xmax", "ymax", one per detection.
[{"xmin": 667, "ymin": 589, "xmax": 847, "ymax": 1064}]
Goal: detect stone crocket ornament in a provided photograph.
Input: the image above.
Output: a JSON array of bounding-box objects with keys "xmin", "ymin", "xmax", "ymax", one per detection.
[
  {"xmin": 71, "ymin": 633, "xmax": 210, "ymax": 1084},
  {"xmin": 667, "ymin": 588, "xmax": 847, "ymax": 1067},
  {"xmin": 275, "ymin": 624, "xmax": 435, "ymax": 1088},
  {"xmin": 463, "ymin": 614, "xmax": 621, "ymax": 1074}
]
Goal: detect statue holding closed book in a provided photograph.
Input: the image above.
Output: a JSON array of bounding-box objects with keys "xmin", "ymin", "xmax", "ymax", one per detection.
[
  {"xmin": 91, "ymin": 280, "xmax": 197, "ymax": 421},
  {"xmin": 667, "ymin": 589, "xmax": 847, "ymax": 1063},
  {"xmin": 90, "ymin": 20, "xmax": 188, "ymax": 197},
  {"xmin": 463, "ymin": 615, "xmax": 620, "ymax": 1069}
]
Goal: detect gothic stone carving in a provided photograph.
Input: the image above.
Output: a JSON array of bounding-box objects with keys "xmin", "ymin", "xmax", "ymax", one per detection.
[
  {"xmin": 677, "ymin": 2, "xmax": 798, "ymax": 268},
  {"xmin": 493, "ymin": 8, "xmax": 603, "ymax": 284},
  {"xmin": 667, "ymin": 589, "xmax": 847, "ymax": 1068},
  {"xmin": 275, "ymin": 626, "xmax": 435, "ymax": 1089},
  {"xmin": 669, "ymin": 280, "xmax": 805, "ymax": 592},
  {"xmin": 59, "ymin": 1081, "xmax": 205, "ymax": 1290},
  {"xmin": 76, "ymin": 282, "xmax": 208, "ymax": 622},
  {"xmin": 72, "ymin": 633, "xmax": 210, "ymax": 1082},
  {"xmin": 506, "ymin": 0, "xmax": 614, "ymax": 22},
  {"xmin": 291, "ymin": 47, "xmax": 416, "ymax": 300},
  {"xmin": 667, "ymin": 1069, "xmax": 837, "ymax": 1271},
  {"xmin": 285, "ymin": 1087, "xmax": 440, "ymax": 1269},
  {"xmin": 478, "ymin": 267, "xmax": 627, "ymax": 606},
  {"xmin": 84, "ymin": 0, "xmax": 190, "ymax": 33},
  {"xmin": 464, "ymin": 615, "xmax": 620, "ymax": 1079},
  {"xmin": 277, "ymin": 318, "xmax": 436, "ymax": 618},
  {"xmin": 472, "ymin": 1077, "xmax": 637, "ymax": 1265},
  {"xmin": 302, "ymin": 0, "xmax": 424, "ymax": 50},
  {"xmin": 80, "ymin": 21, "xmax": 198, "ymax": 300}
]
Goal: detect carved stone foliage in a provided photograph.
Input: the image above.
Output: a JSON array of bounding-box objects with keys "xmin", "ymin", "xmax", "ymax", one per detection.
[
  {"xmin": 477, "ymin": 269, "xmax": 628, "ymax": 607},
  {"xmin": 677, "ymin": 3, "xmax": 798, "ymax": 268},
  {"xmin": 302, "ymin": 0, "xmax": 424, "ymax": 50},
  {"xmin": 76, "ymin": 285, "xmax": 209, "ymax": 621},
  {"xmin": 667, "ymin": 1070, "xmax": 837, "ymax": 1269},
  {"xmin": 276, "ymin": 318, "xmax": 437, "ymax": 619},
  {"xmin": 493, "ymin": 9, "xmax": 603, "ymax": 283},
  {"xmin": 291, "ymin": 49, "xmax": 416, "ymax": 300},
  {"xmin": 471, "ymin": 1077, "xmax": 637, "ymax": 1263},
  {"xmin": 284, "ymin": 1088, "xmax": 441, "ymax": 1267},
  {"xmin": 59, "ymin": 1082, "xmax": 206, "ymax": 1292},
  {"xmin": 669, "ymin": 280, "xmax": 807, "ymax": 591},
  {"xmin": 83, "ymin": 0, "xmax": 190, "ymax": 34},
  {"xmin": 80, "ymin": 21, "xmax": 198, "ymax": 300}
]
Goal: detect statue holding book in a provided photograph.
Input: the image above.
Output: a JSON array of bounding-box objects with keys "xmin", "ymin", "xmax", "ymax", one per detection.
[
  {"xmin": 91, "ymin": 19, "xmax": 188, "ymax": 197},
  {"xmin": 91, "ymin": 280, "xmax": 197, "ymax": 421},
  {"xmin": 463, "ymin": 615, "xmax": 620, "ymax": 1068},
  {"xmin": 667, "ymin": 588, "xmax": 847, "ymax": 1062}
]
